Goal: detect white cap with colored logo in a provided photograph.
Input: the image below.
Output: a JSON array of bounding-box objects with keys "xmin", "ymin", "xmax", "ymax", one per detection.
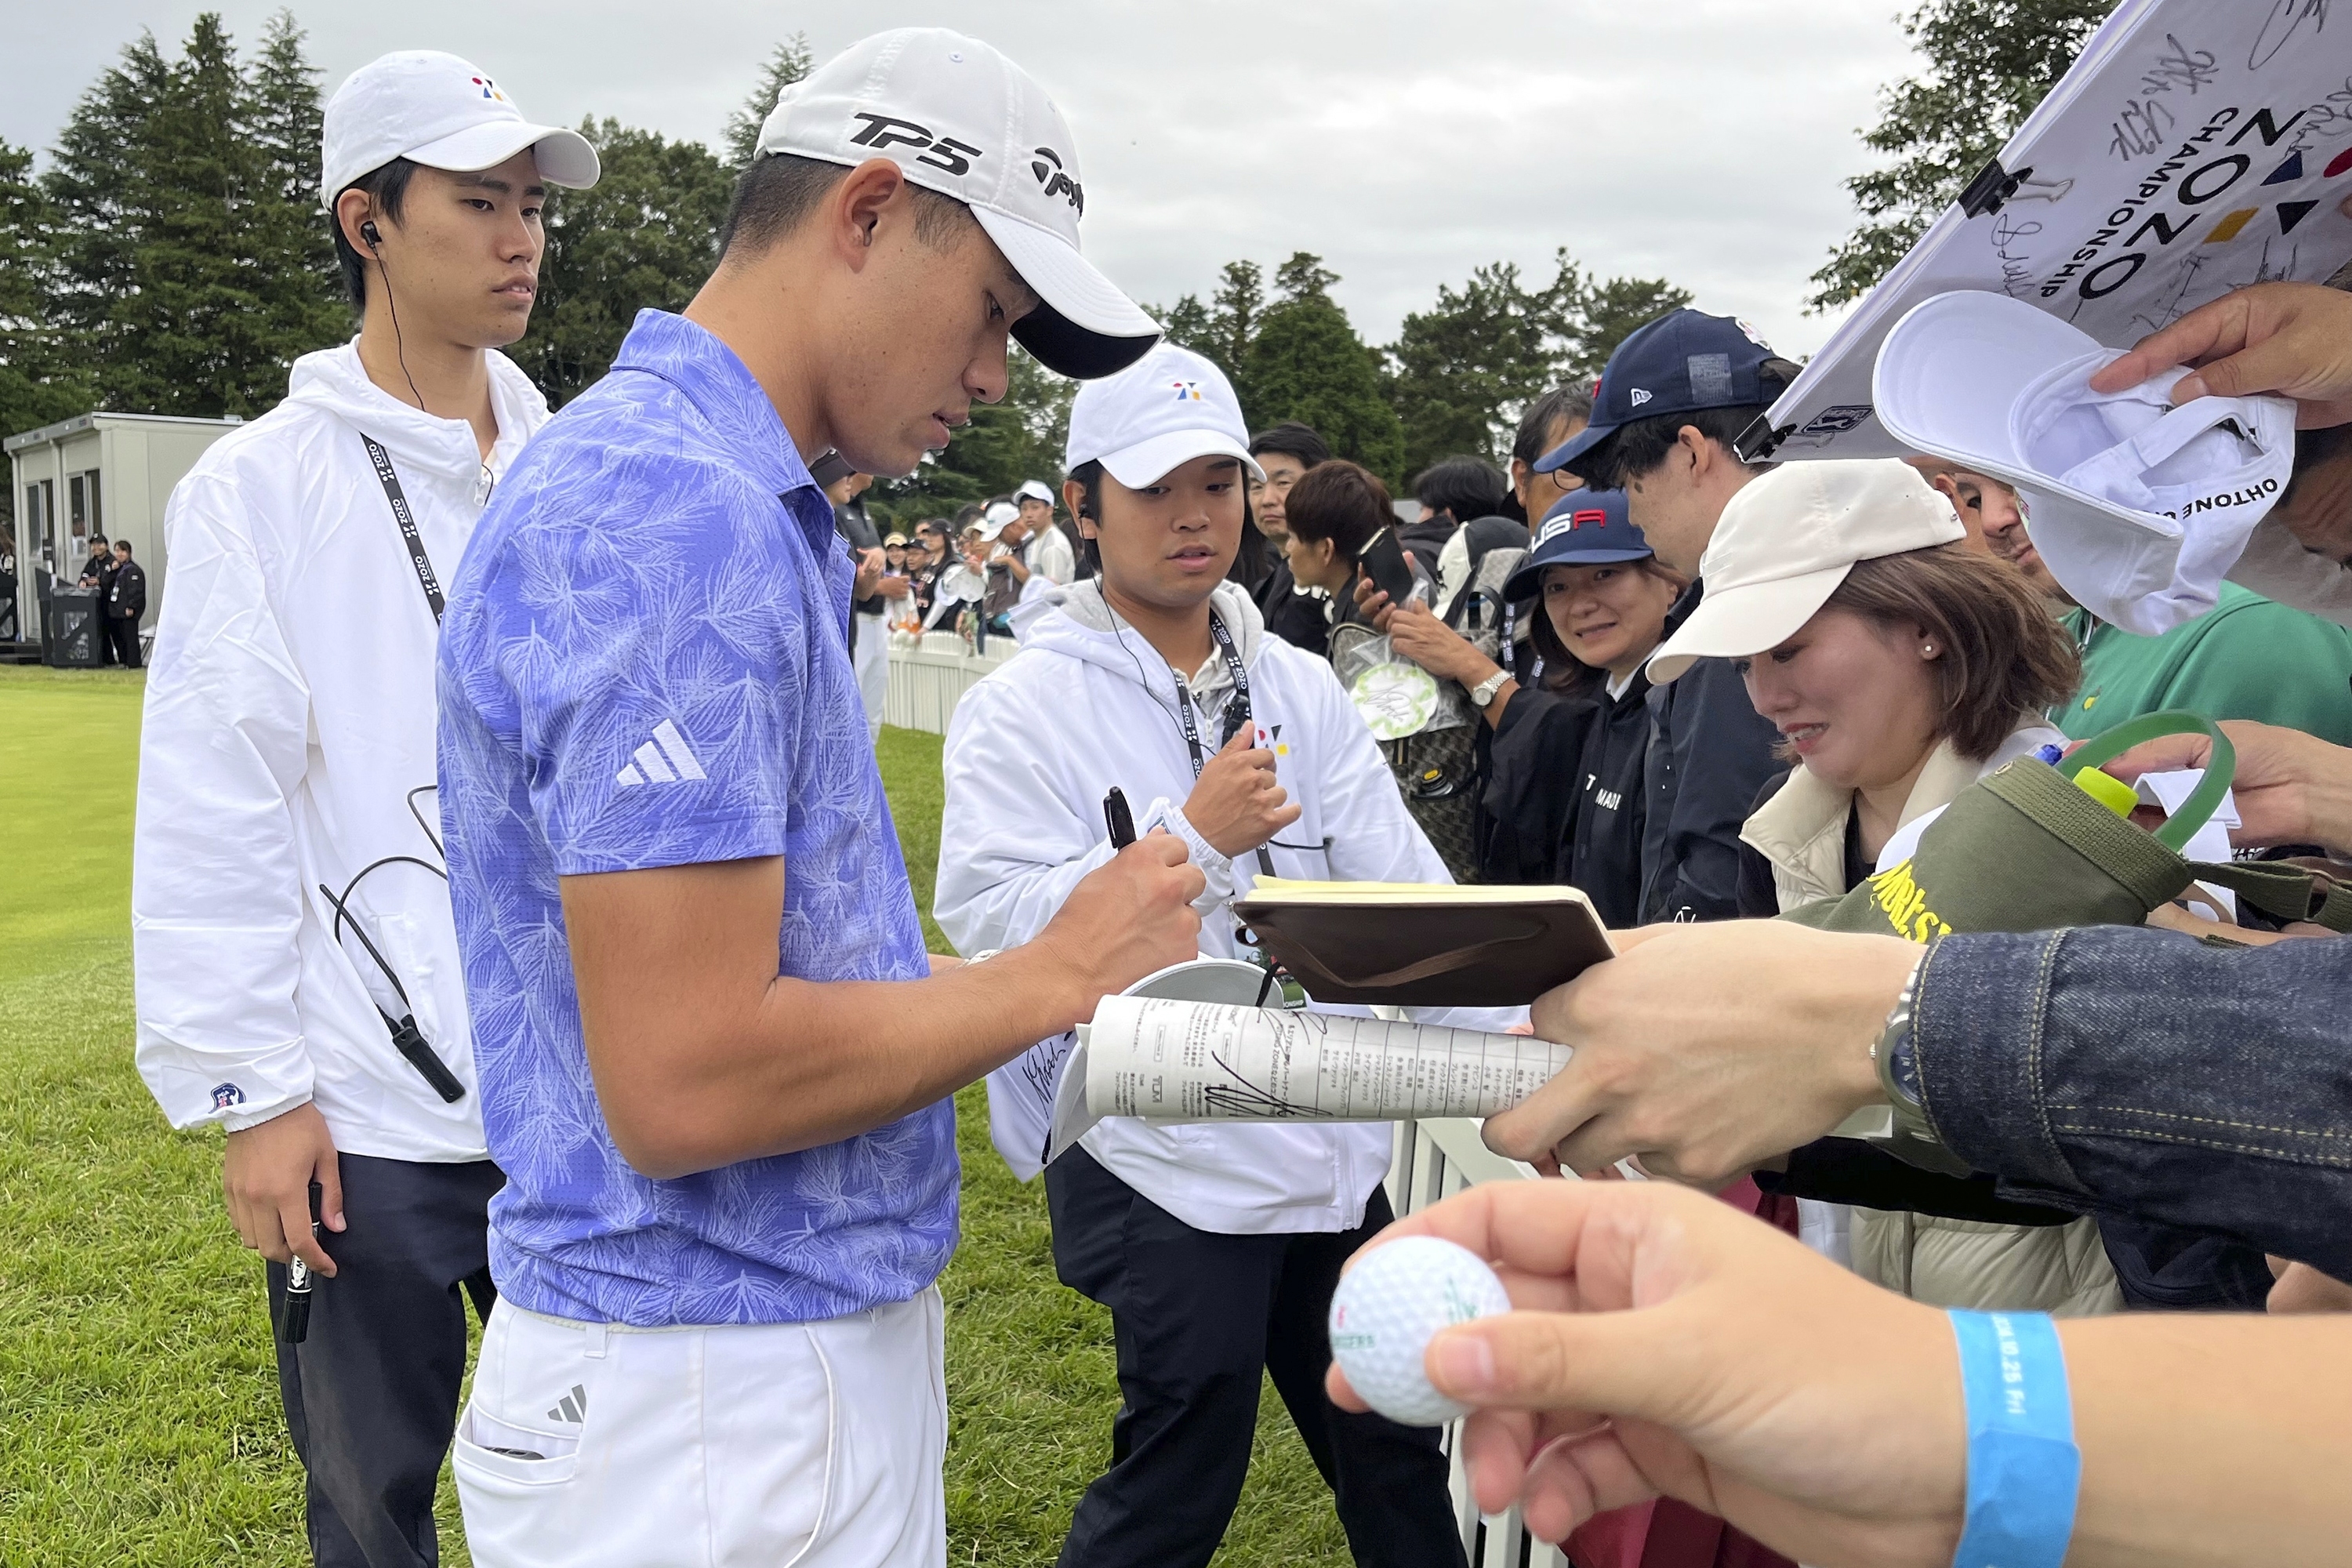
[
  {"xmin": 1872, "ymin": 289, "xmax": 2295, "ymax": 637},
  {"xmin": 1646, "ymin": 459, "xmax": 1964, "ymax": 684},
  {"xmin": 320, "ymin": 52, "xmax": 600, "ymax": 211},
  {"xmin": 1065, "ymin": 344, "xmax": 1266, "ymax": 489},
  {"xmin": 757, "ymin": 28, "xmax": 1159, "ymax": 380}
]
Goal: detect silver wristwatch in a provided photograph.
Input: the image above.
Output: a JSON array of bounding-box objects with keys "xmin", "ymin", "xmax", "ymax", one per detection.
[{"xmin": 1467, "ymin": 668, "xmax": 1510, "ymax": 708}]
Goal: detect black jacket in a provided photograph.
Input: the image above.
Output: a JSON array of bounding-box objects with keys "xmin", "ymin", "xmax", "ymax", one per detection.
[
  {"xmin": 1636, "ymin": 582, "xmax": 1783, "ymax": 924},
  {"xmin": 1255, "ymin": 557, "xmax": 1330, "ymax": 657},
  {"xmin": 106, "ymin": 559, "xmax": 147, "ymax": 621},
  {"xmin": 1480, "ymin": 669, "xmax": 1656, "ymax": 924},
  {"xmin": 833, "ymin": 499, "xmax": 885, "ymax": 618},
  {"xmin": 1396, "ymin": 515, "xmax": 1457, "ymax": 583}
]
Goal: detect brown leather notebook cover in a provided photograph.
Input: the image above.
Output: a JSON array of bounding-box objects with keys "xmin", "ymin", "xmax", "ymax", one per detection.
[{"xmin": 1230, "ymin": 882, "xmax": 1613, "ymax": 1007}]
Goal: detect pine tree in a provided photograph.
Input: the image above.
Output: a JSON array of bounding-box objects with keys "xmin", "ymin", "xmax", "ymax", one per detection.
[
  {"xmin": 510, "ymin": 118, "xmax": 736, "ymax": 405},
  {"xmin": 45, "ymin": 14, "xmax": 343, "ymax": 419},
  {"xmin": 242, "ymin": 9, "xmax": 343, "ymax": 352},
  {"xmin": 1245, "ymin": 254, "xmax": 1405, "ymax": 484},
  {"xmin": 1810, "ymin": 0, "xmax": 2117, "ymax": 307},
  {"xmin": 0, "ymin": 141, "xmax": 89, "ymax": 448},
  {"xmin": 1385, "ymin": 260, "xmax": 1559, "ymax": 474},
  {"xmin": 1561, "ymin": 270, "xmax": 1693, "ymax": 380},
  {"xmin": 723, "ymin": 38, "xmax": 815, "ymax": 169},
  {"xmin": 1157, "ymin": 260, "xmax": 1261, "ymax": 397}
]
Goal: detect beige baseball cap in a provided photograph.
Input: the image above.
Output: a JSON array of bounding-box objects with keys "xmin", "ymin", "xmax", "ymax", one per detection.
[
  {"xmin": 1646, "ymin": 459, "xmax": 1964, "ymax": 684},
  {"xmin": 756, "ymin": 28, "xmax": 1159, "ymax": 379}
]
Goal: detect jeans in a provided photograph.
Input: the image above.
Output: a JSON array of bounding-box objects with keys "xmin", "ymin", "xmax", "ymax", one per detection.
[{"xmin": 1916, "ymin": 927, "xmax": 2352, "ymax": 1279}]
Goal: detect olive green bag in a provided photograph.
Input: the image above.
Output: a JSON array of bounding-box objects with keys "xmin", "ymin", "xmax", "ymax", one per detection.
[{"xmin": 1780, "ymin": 712, "xmax": 2352, "ymax": 942}]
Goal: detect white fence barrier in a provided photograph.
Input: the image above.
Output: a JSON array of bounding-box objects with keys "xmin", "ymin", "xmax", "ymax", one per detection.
[
  {"xmin": 1386, "ymin": 1120, "xmax": 1572, "ymax": 1568},
  {"xmin": 884, "ymin": 632, "xmax": 1015, "ymax": 735}
]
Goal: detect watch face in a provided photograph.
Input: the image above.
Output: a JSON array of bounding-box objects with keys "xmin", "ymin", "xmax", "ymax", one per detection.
[{"xmin": 1889, "ymin": 1029, "xmax": 1924, "ymax": 1108}]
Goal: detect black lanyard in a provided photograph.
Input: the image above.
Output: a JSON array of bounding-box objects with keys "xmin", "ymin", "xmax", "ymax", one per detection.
[
  {"xmin": 362, "ymin": 435, "xmax": 446, "ymax": 624},
  {"xmin": 1170, "ymin": 612, "xmax": 1277, "ymax": 876}
]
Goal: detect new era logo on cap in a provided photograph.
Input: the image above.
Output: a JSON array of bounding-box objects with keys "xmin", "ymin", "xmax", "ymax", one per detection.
[
  {"xmin": 754, "ymin": 28, "xmax": 1157, "ymax": 379},
  {"xmin": 616, "ymin": 720, "xmax": 707, "ymax": 789}
]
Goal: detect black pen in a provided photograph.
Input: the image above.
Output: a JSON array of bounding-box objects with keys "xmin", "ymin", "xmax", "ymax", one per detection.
[
  {"xmin": 278, "ymin": 1180, "xmax": 323, "ymax": 1345},
  {"xmin": 1104, "ymin": 787, "xmax": 1136, "ymax": 849}
]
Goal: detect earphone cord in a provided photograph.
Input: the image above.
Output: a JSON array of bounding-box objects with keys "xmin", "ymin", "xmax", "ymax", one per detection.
[{"xmin": 368, "ymin": 225, "xmax": 428, "ymax": 413}]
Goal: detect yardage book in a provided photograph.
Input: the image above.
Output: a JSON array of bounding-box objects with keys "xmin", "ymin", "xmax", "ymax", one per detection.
[{"xmin": 1232, "ymin": 878, "xmax": 1614, "ymax": 1007}]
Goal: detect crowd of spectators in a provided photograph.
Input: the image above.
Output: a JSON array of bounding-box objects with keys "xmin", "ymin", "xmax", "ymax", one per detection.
[{"xmin": 115, "ymin": 24, "xmax": 2352, "ymax": 1568}]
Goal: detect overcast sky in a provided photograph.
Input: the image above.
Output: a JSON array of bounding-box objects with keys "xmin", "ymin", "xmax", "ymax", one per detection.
[{"xmin": 9, "ymin": 2, "xmax": 1922, "ymax": 358}]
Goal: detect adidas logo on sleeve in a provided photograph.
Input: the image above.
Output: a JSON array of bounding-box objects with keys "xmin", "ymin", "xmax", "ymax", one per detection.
[{"xmin": 615, "ymin": 720, "xmax": 707, "ymax": 788}]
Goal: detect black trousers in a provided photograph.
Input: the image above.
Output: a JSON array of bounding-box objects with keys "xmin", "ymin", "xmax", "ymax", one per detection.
[
  {"xmin": 1046, "ymin": 1148, "xmax": 1466, "ymax": 1568},
  {"xmin": 264, "ymin": 1153, "xmax": 503, "ymax": 1568},
  {"xmin": 107, "ymin": 614, "xmax": 140, "ymax": 668}
]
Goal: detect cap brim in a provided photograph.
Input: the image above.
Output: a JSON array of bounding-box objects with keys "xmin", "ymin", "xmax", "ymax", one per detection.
[
  {"xmin": 1533, "ymin": 419, "xmax": 1617, "ymax": 474},
  {"xmin": 1872, "ymin": 291, "xmax": 2095, "ymax": 478},
  {"xmin": 1646, "ymin": 561, "xmax": 1852, "ymax": 684},
  {"xmin": 975, "ymin": 206, "xmax": 1160, "ymax": 379},
  {"xmin": 1098, "ymin": 431, "xmax": 1265, "ymax": 490},
  {"xmin": 1502, "ymin": 546, "xmax": 1654, "ymax": 601},
  {"xmin": 404, "ymin": 121, "xmax": 601, "ymax": 189}
]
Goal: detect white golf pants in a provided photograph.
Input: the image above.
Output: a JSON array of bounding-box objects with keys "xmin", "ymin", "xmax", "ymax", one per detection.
[
  {"xmin": 854, "ymin": 610, "xmax": 890, "ymax": 743},
  {"xmin": 452, "ymin": 1287, "xmax": 946, "ymax": 1567}
]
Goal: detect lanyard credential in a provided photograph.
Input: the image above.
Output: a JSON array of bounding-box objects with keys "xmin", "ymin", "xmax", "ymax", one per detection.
[
  {"xmin": 1170, "ymin": 612, "xmax": 1277, "ymax": 877},
  {"xmin": 362, "ymin": 434, "xmax": 446, "ymax": 624}
]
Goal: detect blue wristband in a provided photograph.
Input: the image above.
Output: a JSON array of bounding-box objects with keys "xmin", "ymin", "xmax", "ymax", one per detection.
[{"xmin": 1947, "ymin": 1310, "xmax": 2080, "ymax": 1568}]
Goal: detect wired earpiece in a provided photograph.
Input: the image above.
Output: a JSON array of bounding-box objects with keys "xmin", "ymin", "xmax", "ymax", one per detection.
[{"xmin": 358, "ymin": 209, "xmax": 427, "ymax": 415}]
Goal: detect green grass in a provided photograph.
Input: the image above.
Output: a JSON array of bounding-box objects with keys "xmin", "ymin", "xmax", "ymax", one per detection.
[{"xmin": 0, "ymin": 670, "xmax": 1348, "ymax": 1566}]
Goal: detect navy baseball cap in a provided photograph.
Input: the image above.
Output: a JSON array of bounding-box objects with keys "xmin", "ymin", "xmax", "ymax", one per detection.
[
  {"xmin": 1503, "ymin": 490, "xmax": 1650, "ymax": 600},
  {"xmin": 1534, "ymin": 309, "xmax": 1783, "ymax": 475}
]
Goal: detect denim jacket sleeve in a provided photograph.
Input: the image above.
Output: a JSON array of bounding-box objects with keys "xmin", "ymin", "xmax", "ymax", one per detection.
[{"xmin": 1914, "ymin": 927, "xmax": 2352, "ymax": 1277}]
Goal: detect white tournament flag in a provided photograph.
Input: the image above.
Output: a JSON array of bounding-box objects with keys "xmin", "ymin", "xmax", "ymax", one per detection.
[{"xmin": 1755, "ymin": 0, "xmax": 2352, "ymax": 461}]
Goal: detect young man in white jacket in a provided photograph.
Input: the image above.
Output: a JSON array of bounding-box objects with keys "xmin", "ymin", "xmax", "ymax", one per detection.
[
  {"xmin": 129, "ymin": 53, "xmax": 597, "ymax": 1568},
  {"xmin": 937, "ymin": 344, "xmax": 1508, "ymax": 1568}
]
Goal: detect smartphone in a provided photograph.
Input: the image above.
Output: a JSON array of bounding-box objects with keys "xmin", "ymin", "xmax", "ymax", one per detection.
[{"xmin": 1359, "ymin": 527, "xmax": 1417, "ymax": 610}]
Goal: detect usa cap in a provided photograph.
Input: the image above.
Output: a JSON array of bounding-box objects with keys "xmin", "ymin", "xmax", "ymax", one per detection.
[
  {"xmin": 1646, "ymin": 459, "xmax": 1962, "ymax": 684},
  {"xmin": 1874, "ymin": 289, "xmax": 2295, "ymax": 637},
  {"xmin": 1537, "ymin": 308, "xmax": 1784, "ymax": 476},
  {"xmin": 1501, "ymin": 491, "xmax": 1651, "ymax": 601},
  {"xmin": 320, "ymin": 52, "xmax": 599, "ymax": 212},
  {"xmin": 757, "ymin": 29, "xmax": 1159, "ymax": 379},
  {"xmin": 1065, "ymin": 343, "xmax": 1265, "ymax": 488}
]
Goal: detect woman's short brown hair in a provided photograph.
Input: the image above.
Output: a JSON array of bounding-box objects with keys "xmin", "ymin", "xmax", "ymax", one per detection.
[
  {"xmin": 1282, "ymin": 459, "xmax": 1392, "ymax": 564},
  {"xmin": 1822, "ymin": 543, "xmax": 2080, "ymax": 760}
]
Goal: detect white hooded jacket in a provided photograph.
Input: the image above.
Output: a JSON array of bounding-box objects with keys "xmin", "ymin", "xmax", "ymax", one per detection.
[
  {"xmin": 131, "ymin": 342, "xmax": 547, "ymax": 1161},
  {"xmin": 937, "ymin": 579, "xmax": 1519, "ymax": 1235}
]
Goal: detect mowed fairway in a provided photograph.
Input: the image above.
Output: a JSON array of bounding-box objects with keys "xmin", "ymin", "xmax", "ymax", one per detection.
[{"xmin": 0, "ymin": 667, "xmax": 1348, "ymax": 1566}]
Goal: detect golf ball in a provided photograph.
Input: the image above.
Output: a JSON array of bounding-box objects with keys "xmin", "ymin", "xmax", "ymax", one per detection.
[{"xmin": 1328, "ymin": 1236, "xmax": 1512, "ymax": 1426}]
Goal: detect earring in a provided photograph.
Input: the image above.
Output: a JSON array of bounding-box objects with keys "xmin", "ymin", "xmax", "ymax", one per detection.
[{"xmin": 1922, "ymin": 642, "xmax": 1938, "ymax": 655}]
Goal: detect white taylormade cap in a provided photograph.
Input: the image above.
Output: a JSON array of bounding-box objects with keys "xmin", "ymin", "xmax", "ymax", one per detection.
[
  {"xmin": 320, "ymin": 52, "xmax": 599, "ymax": 211},
  {"xmin": 1647, "ymin": 459, "xmax": 1963, "ymax": 684},
  {"xmin": 1065, "ymin": 343, "xmax": 1266, "ymax": 488},
  {"xmin": 757, "ymin": 28, "xmax": 1160, "ymax": 379},
  {"xmin": 1874, "ymin": 289, "xmax": 2295, "ymax": 637}
]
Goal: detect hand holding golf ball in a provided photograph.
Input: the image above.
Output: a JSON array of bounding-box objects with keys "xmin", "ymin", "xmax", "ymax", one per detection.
[
  {"xmin": 1325, "ymin": 1181, "xmax": 1976, "ymax": 1564},
  {"xmin": 1327, "ymin": 1236, "xmax": 1513, "ymax": 1425}
]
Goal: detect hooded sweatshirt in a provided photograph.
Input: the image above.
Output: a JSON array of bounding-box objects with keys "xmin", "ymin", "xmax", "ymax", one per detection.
[
  {"xmin": 132, "ymin": 342, "xmax": 547, "ymax": 1160},
  {"xmin": 938, "ymin": 579, "xmax": 1520, "ymax": 1234}
]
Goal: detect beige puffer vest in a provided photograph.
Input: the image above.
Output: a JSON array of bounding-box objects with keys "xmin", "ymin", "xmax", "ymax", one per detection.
[{"xmin": 1742, "ymin": 732, "xmax": 2122, "ymax": 1319}]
